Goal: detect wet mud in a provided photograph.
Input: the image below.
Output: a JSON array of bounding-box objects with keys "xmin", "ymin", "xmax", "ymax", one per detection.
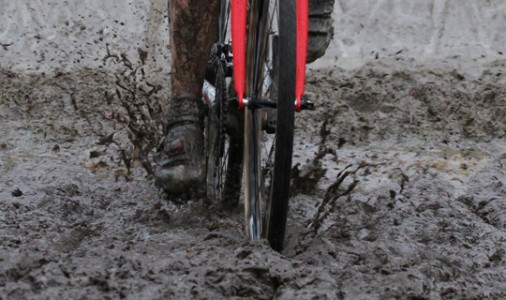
[{"xmin": 1, "ymin": 59, "xmax": 505, "ymax": 299}]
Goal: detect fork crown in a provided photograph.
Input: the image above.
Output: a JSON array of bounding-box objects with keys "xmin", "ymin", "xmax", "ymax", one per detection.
[{"xmin": 231, "ymin": 0, "xmax": 308, "ymax": 112}]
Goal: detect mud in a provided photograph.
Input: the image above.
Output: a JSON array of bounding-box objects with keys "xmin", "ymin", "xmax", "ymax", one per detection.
[{"xmin": 1, "ymin": 58, "xmax": 505, "ymax": 299}]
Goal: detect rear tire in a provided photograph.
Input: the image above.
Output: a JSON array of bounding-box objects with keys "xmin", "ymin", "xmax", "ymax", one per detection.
[{"xmin": 206, "ymin": 1, "xmax": 243, "ymax": 209}]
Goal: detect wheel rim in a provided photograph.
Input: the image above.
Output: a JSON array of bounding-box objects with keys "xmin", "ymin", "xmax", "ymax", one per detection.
[{"xmin": 243, "ymin": 0, "xmax": 278, "ymax": 241}]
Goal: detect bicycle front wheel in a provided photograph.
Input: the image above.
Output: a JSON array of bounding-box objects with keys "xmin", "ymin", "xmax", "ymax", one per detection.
[{"xmin": 243, "ymin": 0, "xmax": 296, "ymax": 251}]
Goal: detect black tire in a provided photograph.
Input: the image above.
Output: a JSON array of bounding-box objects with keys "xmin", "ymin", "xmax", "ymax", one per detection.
[
  {"xmin": 205, "ymin": 1, "xmax": 243, "ymax": 208},
  {"xmin": 265, "ymin": 0, "xmax": 296, "ymax": 252},
  {"xmin": 205, "ymin": 58, "xmax": 226, "ymax": 203},
  {"xmin": 243, "ymin": 0, "xmax": 296, "ymax": 251}
]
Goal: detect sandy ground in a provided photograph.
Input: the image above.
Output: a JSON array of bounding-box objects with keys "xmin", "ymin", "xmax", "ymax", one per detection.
[{"xmin": 1, "ymin": 56, "xmax": 506, "ymax": 299}]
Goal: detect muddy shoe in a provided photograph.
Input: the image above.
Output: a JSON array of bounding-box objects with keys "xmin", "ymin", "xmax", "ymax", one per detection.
[
  {"xmin": 155, "ymin": 100, "xmax": 206, "ymax": 198},
  {"xmin": 307, "ymin": 0, "xmax": 335, "ymax": 63},
  {"xmin": 155, "ymin": 122, "xmax": 205, "ymax": 198}
]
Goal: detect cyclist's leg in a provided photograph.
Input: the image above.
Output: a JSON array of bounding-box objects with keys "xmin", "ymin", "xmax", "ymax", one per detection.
[
  {"xmin": 169, "ymin": 0, "xmax": 219, "ymax": 99},
  {"xmin": 155, "ymin": 0, "xmax": 219, "ymax": 196}
]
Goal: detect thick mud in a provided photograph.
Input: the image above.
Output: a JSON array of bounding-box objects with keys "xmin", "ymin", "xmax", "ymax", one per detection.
[{"xmin": 1, "ymin": 59, "xmax": 505, "ymax": 299}]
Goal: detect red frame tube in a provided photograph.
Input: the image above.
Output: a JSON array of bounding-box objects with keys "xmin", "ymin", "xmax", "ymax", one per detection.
[
  {"xmin": 231, "ymin": 0, "xmax": 247, "ymax": 108},
  {"xmin": 295, "ymin": 0, "xmax": 308, "ymax": 112}
]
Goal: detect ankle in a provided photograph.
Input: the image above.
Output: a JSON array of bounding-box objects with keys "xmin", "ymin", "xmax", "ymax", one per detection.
[{"xmin": 167, "ymin": 95, "xmax": 206, "ymax": 129}]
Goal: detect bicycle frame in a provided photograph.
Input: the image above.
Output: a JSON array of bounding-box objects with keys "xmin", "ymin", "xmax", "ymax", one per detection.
[{"xmin": 231, "ymin": 0, "xmax": 308, "ymax": 111}]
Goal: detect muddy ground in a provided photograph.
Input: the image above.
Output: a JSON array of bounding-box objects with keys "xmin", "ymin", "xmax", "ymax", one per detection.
[{"xmin": 1, "ymin": 57, "xmax": 505, "ymax": 299}]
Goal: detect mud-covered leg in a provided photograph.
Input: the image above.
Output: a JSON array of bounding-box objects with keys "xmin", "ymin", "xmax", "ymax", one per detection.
[
  {"xmin": 155, "ymin": 0, "xmax": 219, "ymax": 197},
  {"xmin": 169, "ymin": 0, "xmax": 219, "ymax": 100}
]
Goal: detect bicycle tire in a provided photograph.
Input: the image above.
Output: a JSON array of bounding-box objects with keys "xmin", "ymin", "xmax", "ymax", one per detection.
[
  {"xmin": 205, "ymin": 1, "xmax": 243, "ymax": 208},
  {"xmin": 205, "ymin": 55, "xmax": 226, "ymax": 203},
  {"xmin": 243, "ymin": 0, "xmax": 296, "ymax": 251},
  {"xmin": 265, "ymin": 0, "xmax": 296, "ymax": 251}
]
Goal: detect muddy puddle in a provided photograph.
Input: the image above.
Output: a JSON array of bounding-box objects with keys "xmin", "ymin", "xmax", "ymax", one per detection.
[{"xmin": 1, "ymin": 58, "xmax": 505, "ymax": 299}]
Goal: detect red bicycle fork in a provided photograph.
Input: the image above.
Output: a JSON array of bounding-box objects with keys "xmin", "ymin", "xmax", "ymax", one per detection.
[{"xmin": 231, "ymin": 0, "xmax": 309, "ymax": 112}]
